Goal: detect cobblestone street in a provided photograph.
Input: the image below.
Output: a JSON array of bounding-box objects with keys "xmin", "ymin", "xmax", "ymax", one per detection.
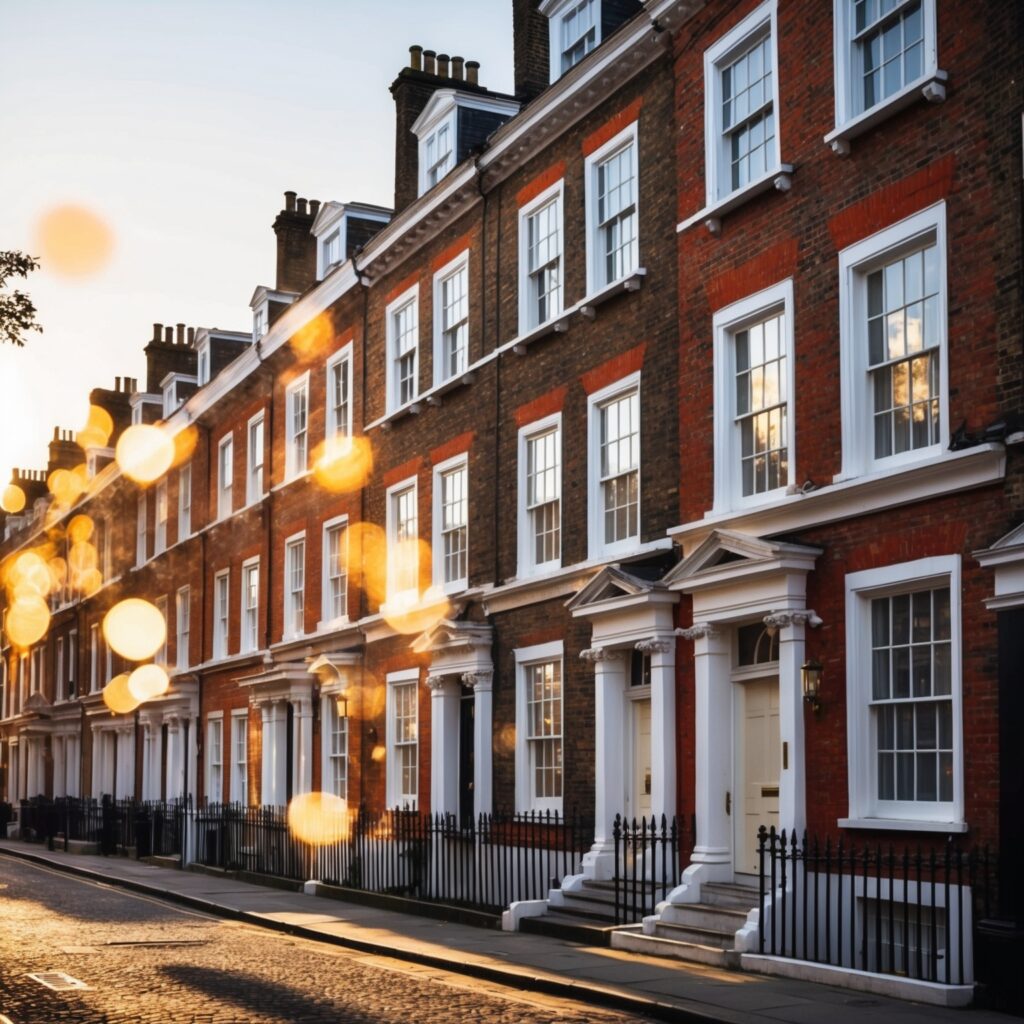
[{"xmin": 0, "ymin": 857, "xmax": 647, "ymax": 1023}]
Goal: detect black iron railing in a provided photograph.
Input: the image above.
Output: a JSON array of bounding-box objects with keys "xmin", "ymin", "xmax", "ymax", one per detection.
[
  {"xmin": 612, "ymin": 814, "xmax": 684, "ymax": 925},
  {"xmin": 189, "ymin": 804, "xmax": 590, "ymax": 915},
  {"xmin": 757, "ymin": 826, "xmax": 992, "ymax": 986}
]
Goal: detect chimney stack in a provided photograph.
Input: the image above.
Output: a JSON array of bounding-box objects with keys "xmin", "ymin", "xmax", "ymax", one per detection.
[
  {"xmin": 176, "ymin": 323, "xmax": 185, "ymax": 345},
  {"xmin": 513, "ymin": 0, "xmax": 550, "ymax": 102},
  {"xmin": 272, "ymin": 190, "xmax": 318, "ymax": 294},
  {"xmin": 409, "ymin": 44, "xmax": 423, "ymax": 71}
]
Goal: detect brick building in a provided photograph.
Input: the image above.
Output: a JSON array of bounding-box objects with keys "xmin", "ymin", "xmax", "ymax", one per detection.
[{"xmin": 1, "ymin": 0, "xmax": 1021, "ymax": 1002}]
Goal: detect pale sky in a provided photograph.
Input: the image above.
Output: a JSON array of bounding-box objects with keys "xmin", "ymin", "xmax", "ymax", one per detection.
[{"xmin": 0, "ymin": 0, "xmax": 513, "ymax": 476}]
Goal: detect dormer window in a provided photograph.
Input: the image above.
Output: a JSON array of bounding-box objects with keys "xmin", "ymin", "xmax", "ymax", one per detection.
[
  {"xmin": 253, "ymin": 305, "xmax": 267, "ymax": 342},
  {"xmin": 543, "ymin": 0, "xmax": 602, "ymax": 81},
  {"xmin": 312, "ymin": 202, "xmax": 391, "ymax": 281},
  {"xmin": 196, "ymin": 341, "xmax": 211, "ymax": 386},
  {"xmin": 322, "ymin": 229, "xmax": 342, "ymax": 272},
  {"xmin": 413, "ymin": 91, "xmax": 519, "ymax": 198},
  {"xmin": 161, "ymin": 374, "xmax": 197, "ymax": 419}
]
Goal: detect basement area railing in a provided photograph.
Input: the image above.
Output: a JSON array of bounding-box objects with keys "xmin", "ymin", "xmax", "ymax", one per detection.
[{"xmin": 612, "ymin": 813, "xmax": 688, "ymax": 925}]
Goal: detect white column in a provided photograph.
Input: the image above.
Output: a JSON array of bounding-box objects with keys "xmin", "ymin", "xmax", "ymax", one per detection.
[
  {"xmin": 638, "ymin": 637, "xmax": 676, "ymax": 823},
  {"xmin": 166, "ymin": 718, "xmax": 183, "ymax": 800},
  {"xmin": 24, "ymin": 739, "xmax": 38, "ymax": 797},
  {"xmin": 259, "ymin": 703, "xmax": 274, "ymax": 806},
  {"xmin": 117, "ymin": 726, "xmax": 135, "ymax": 799},
  {"xmin": 427, "ymin": 675, "xmax": 460, "ymax": 817},
  {"xmin": 52, "ymin": 737, "xmax": 65, "ymax": 798},
  {"xmin": 683, "ymin": 623, "xmax": 733, "ymax": 881},
  {"xmin": 581, "ymin": 647, "xmax": 626, "ymax": 881},
  {"xmin": 764, "ymin": 609, "xmax": 820, "ymax": 838},
  {"xmin": 67, "ymin": 735, "xmax": 80, "ymax": 798},
  {"xmin": 90, "ymin": 726, "xmax": 103, "ymax": 799},
  {"xmin": 293, "ymin": 698, "xmax": 313, "ymax": 798},
  {"xmin": 467, "ymin": 671, "xmax": 493, "ymax": 818}
]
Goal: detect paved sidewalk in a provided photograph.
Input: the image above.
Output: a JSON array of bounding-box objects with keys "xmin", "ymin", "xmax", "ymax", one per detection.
[{"xmin": 0, "ymin": 840, "xmax": 1006, "ymax": 1024}]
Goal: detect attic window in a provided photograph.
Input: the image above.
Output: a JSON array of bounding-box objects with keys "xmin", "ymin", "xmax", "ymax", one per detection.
[
  {"xmin": 322, "ymin": 229, "xmax": 341, "ymax": 273},
  {"xmin": 543, "ymin": 0, "xmax": 602, "ymax": 81},
  {"xmin": 253, "ymin": 305, "xmax": 267, "ymax": 342},
  {"xmin": 196, "ymin": 340, "xmax": 211, "ymax": 386},
  {"xmin": 424, "ymin": 119, "xmax": 455, "ymax": 190}
]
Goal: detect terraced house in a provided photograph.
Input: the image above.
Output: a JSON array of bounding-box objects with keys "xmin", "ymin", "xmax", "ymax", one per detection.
[{"xmin": 1, "ymin": 0, "xmax": 1021, "ymax": 1010}]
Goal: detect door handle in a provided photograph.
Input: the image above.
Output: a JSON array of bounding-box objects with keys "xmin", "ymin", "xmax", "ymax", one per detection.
[{"xmin": 725, "ymin": 790, "xmax": 731, "ymax": 816}]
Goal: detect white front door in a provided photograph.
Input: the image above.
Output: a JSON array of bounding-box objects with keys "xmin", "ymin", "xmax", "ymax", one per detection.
[
  {"xmin": 627, "ymin": 697, "xmax": 652, "ymax": 822},
  {"xmin": 735, "ymin": 678, "xmax": 780, "ymax": 878}
]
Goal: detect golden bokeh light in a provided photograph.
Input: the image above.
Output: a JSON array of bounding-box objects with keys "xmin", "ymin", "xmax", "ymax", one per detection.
[
  {"xmin": 67, "ymin": 514, "xmax": 94, "ymax": 544},
  {"xmin": 75, "ymin": 568, "xmax": 103, "ymax": 598},
  {"xmin": 381, "ymin": 584, "xmax": 450, "ymax": 636},
  {"xmin": 103, "ymin": 598, "xmax": 166, "ymax": 661},
  {"xmin": 76, "ymin": 405, "xmax": 114, "ymax": 451},
  {"xmin": 345, "ymin": 522, "xmax": 388, "ymax": 604},
  {"xmin": 35, "ymin": 204, "xmax": 115, "ymax": 278},
  {"xmin": 47, "ymin": 467, "xmax": 85, "ymax": 507},
  {"xmin": 287, "ymin": 792, "xmax": 351, "ymax": 846},
  {"xmin": 115, "ymin": 424, "xmax": 175, "ymax": 484},
  {"xmin": 1, "ymin": 484, "xmax": 26, "ymax": 514},
  {"xmin": 312, "ymin": 435, "xmax": 374, "ymax": 494},
  {"xmin": 172, "ymin": 425, "xmax": 199, "ymax": 468},
  {"xmin": 103, "ymin": 672, "xmax": 141, "ymax": 715},
  {"xmin": 69, "ymin": 541, "xmax": 97, "ymax": 576},
  {"xmin": 289, "ymin": 312, "xmax": 334, "ymax": 359},
  {"xmin": 370, "ymin": 745, "xmax": 386, "ymax": 763},
  {"xmin": 48, "ymin": 556, "xmax": 68, "ymax": 589},
  {"xmin": 6, "ymin": 594, "xmax": 51, "ymax": 647},
  {"xmin": 495, "ymin": 723, "xmax": 517, "ymax": 756},
  {"xmin": 127, "ymin": 663, "xmax": 170, "ymax": 702}
]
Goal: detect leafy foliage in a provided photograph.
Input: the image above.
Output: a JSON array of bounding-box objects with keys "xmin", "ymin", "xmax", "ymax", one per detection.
[{"xmin": 0, "ymin": 250, "xmax": 42, "ymax": 347}]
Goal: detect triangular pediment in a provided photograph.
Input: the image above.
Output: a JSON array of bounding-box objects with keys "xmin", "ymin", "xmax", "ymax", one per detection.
[
  {"xmin": 411, "ymin": 618, "xmax": 492, "ymax": 655},
  {"xmin": 567, "ymin": 566, "xmax": 666, "ymax": 613},
  {"xmin": 23, "ymin": 691, "xmax": 52, "ymax": 713},
  {"xmin": 665, "ymin": 529, "xmax": 821, "ymax": 586}
]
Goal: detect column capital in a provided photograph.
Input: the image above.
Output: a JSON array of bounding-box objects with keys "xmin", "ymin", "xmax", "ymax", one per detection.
[
  {"xmin": 635, "ymin": 636, "xmax": 675, "ymax": 654},
  {"xmin": 462, "ymin": 670, "xmax": 493, "ymax": 691},
  {"xmin": 579, "ymin": 646, "xmax": 621, "ymax": 664},
  {"xmin": 425, "ymin": 674, "xmax": 449, "ymax": 691},
  {"xmin": 763, "ymin": 609, "xmax": 822, "ymax": 631},
  {"xmin": 676, "ymin": 622, "xmax": 721, "ymax": 641}
]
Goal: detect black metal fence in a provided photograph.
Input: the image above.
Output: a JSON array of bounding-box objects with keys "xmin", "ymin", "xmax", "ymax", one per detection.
[
  {"xmin": 17, "ymin": 796, "xmax": 186, "ymax": 860},
  {"xmin": 613, "ymin": 814, "xmax": 684, "ymax": 925},
  {"xmin": 189, "ymin": 803, "xmax": 591, "ymax": 915},
  {"xmin": 757, "ymin": 827, "xmax": 991, "ymax": 986}
]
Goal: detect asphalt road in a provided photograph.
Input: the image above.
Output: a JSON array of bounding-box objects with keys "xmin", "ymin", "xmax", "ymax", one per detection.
[{"xmin": 0, "ymin": 856, "xmax": 649, "ymax": 1024}]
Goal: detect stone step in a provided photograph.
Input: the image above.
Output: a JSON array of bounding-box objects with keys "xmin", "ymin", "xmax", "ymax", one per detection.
[
  {"xmin": 662, "ymin": 901, "xmax": 749, "ymax": 932},
  {"xmin": 520, "ymin": 911, "xmax": 617, "ymax": 946},
  {"xmin": 611, "ymin": 928, "xmax": 742, "ymax": 969},
  {"xmin": 700, "ymin": 882, "xmax": 760, "ymax": 910},
  {"xmin": 650, "ymin": 918, "xmax": 738, "ymax": 950}
]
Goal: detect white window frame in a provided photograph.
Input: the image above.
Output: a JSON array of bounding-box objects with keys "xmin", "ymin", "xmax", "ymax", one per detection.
[
  {"xmin": 206, "ymin": 713, "xmax": 223, "ymax": 804},
  {"xmin": 320, "ymin": 516, "xmax": 349, "ymax": 627},
  {"xmin": 285, "ymin": 372, "xmax": 310, "ymax": 480},
  {"xmin": 178, "ymin": 465, "xmax": 192, "ymax": 539},
  {"xmin": 419, "ymin": 112, "xmax": 456, "ymax": 196},
  {"xmin": 325, "ymin": 343, "xmax": 353, "ymax": 440},
  {"xmin": 432, "ymin": 455, "xmax": 468, "ymax": 594},
  {"xmin": 154, "ymin": 595, "xmax": 168, "ymax": 667},
  {"xmin": 176, "ymin": 586, "xmax": 190, "ymax": 671},
  {"xmin": 321, "ymin": 694, "xmax": 348, "ymax": 800},
  {"xmin": 283, "ymin": 532, "xmax": 306, "ymax": 640},
  {"xmin": 842, "ymin": 555, "xmax": 964, "ymax": 831},
  {"xmin": 213, "ymin": 569, "xmax": 230, "ymax": 661},
  {"xmin": 712, "ymin": 279, "xmax": 795, "ymax": 512},
  {"xmin": 514, "ymin": 640, "xmax": 564, "ymax": 814},
  {"xmin": 385, "ymin": 668, "xmax": 419, "ymax": 809},
  {"xmin": 837, "ymin": 202, "xmax": 948, "ymax": 481},
  {"xmin": 154, "ymin": 479, "xmax": 168, "ymax": 554},
  {"xmin": 101, "ymin": 516, "xmax": 113, "ymax": 580},
  {"xmin": 543, "ymin": 0, "xmax": 601, "ymax": 81},
  {"xmin": 321, "ymin": 228, "xmax": 342, "ymax": 278},
  {"xmin": 196, "ymin": 339, "xmax": 211, "ymax": 387},
  {"xmin": 247, "ymin": 411, "xmax": 265, "ymax": 505},
  {"xmin": 386, "ymin": 477, "xmax": 419, "ymax": 601},
  {"xmin": 217, "ymin": 435, "xmax": 233, "ymax": 520},
  {"xmin": 89, "ymin": 624, "xmax": 100, "ymax": 693},
  {"xmin": 230, "ymin": 709, "xmax": 248, "ymax": 805},
  {"xmin": 587, "ymin": 372, "xmax": 641, "ymax": 559},
  {"xmin": 135, "ymin": 493, "xmax": 147, "ymax": 566},
  {"xmin": 518, "ymin": 179, "xmax": 565, "ymax": 334},
  {"xmin": 68, "ymin": 628, "xmax": 77, "ymax": 697},
  {"xmin": 432, "ymin": 251, "xmax": 470, "ymax": 387},
  {"xmin": 252, "ymin": 303, "xmax": 267, "ymax": 342},
  {"xmin": 703, "ymin": 0, "xmax": 781, "ymax": 208},
  {"xmin": 517, "ymin": 413, "xmax": 562, "ymax": 577},
  {"xmin": 830, "ymin": 0, "xmax": 940, "ymax": 144},
  {"xmin": 241, "ymin": 557, "xmax": 260, "ymax": 654},
  {"xmin": 386, "ymin": 284, "xmax": 420, "ymax": 413},
  {"xmin": 584, "ymin": 121, "xmax": 640, "ymax": 296},
  {"xmin": 55, "ymin": 636, "xmax": 65, "ymax": 700}
]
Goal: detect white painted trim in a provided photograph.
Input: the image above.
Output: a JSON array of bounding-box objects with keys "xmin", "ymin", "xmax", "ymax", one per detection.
[
  {"xmin": 587, "ymin": 370, "xmax": 642, "ymax": 560},
  {"xmin": 246, "ymin": 410, "xmax": 265, "ymax": 506},
  {"xmin": 325, "ymin": 342, "xmax": 354, "ymax": 440},
  {"xmin": 239, "ymin": 556, "xmax": 260, "ymax": 655},
  {"xmin": 205, "ymin": 713, "xmax": 224, "ymax": 803},
  {"xmin": 584, "ymin": 120, "xmax": 640, "ymax": 296},
  {"xmin": 385, "ymin": 283, "xmax": 420, "ymax": 415},
  {"xmin": 432, "ymin": 249, "xmax": 470, "ymax": 389},
  {"xmin": 702, "ymin": 0, "xmax": 780, "ymax": 208},
  {"xmin": 543, "ymin": 0, "xmax": 602, "ymax": 83},
  {"xmin": 212, "ymin": 568, "xmax": 230, "ymax": 662},
  {"xmin": 518, "ymin": 179, "xmax": 565, "ymax": 336},
  {"xmin": 230, "ymin": 708, "xmax": 249, "ymax": 805},
  {"xmin": 517, "ymin": 412, "xmax": 563, "ymax": 579},
  {"xmin": 712, "ymin": 279, "xmax": 795, "ymax": 514},
  {"xmin": 385, "ymin": 667, "xmax": 420, "ymax": 810},
  {"xmin": 844, "ymin": 555, "xmax": 964, "ymax": 829},
  {"xmin": 385, "ymin": 475, "xmax": 419, "ymax": 603},
  {"xmin": 513, "ymin": 640, "xmax": 564, "ymax": 814},
  {"xmin": 284, "ymin": 370, "xmax": 311, "ymax": 482},
  {"xmin": 432, "ymin": 453, "xmax": 469, "ymax": 595},
  {"xmin": 216, "ymin": 433, "xmax": 233, "ymax": 521},
  {"xmin": 319, "ymin": 514, "xmax": 350, "ymax": 629},
  {"xmin": 282, "ymin": 530, "xmax": 307, "ymax": 642}
]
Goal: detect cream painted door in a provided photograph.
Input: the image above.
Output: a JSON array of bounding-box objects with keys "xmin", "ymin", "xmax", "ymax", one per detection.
[
  {"xmin": 629, "ymin": 697, "xmax": 652, "ymax": 822},
  {"xmin": 737, "ymin": 678, "xmax": 780, "ymax": 877}
]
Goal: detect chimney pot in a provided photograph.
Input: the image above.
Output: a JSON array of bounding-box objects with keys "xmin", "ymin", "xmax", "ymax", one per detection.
[
  {"xmin": 309, "ymin": 199, "xmax": 321, "ymax": 218},
  {"xmin": 409, "ymin": 45, "xmax": 423, "ymax": 71},
  {"xmin": 285, "ymin": 190, "xmax": 297, "ymax": 213},
  {"xmin": 152, "ymin": 323, "xmax": 162, "ymax": 342},
  {"xmin": 436, "ymin": 52, "xmax": 450, "ymax": 78},
  {"xmin": 187, "ymin": 327, "xmax": 195, "ymax": 345},
  {"xmin": 53, "ymin": 426, "xmax": 59, "ymax": 440},
  {"xmin": 115, "ymin": 377, "xmax": 121, "ymax": 392},
  {"xmin": 297, "ymin": 197, "xmax": 308, "ymax": 216},
  {"xmin": 165, "ymin": 326, "xmax": 173, "ymax": 344},
  {"xmin": 451, "ymin": 55, "xmax": 464, "ymax": 80},
  {"xmin": 466, "ymin": 60, "xmax": 480, "ymax": 85},
  {"xmin": 423, "ymin": 49, "xmax": 436, "ymax": 74},
  {"xmin": 176, "ymin": 323, "xmax": 185, "ymax": 345}
]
